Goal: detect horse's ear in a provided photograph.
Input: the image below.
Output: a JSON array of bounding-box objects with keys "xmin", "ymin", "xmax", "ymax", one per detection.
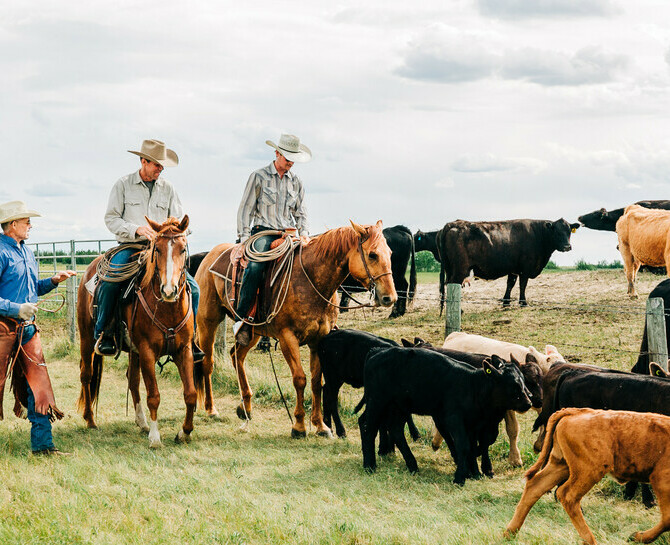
[
  {"xmin": 179, "ymin": 215, "xmax": 189, "ymax": 232},
  {"xmin": 375, "ymin": 219, "xmax": 383, "ymax": 230},
  {"xmin": 349, "ymin": 220, "xmax": 367, "ymax": 238},
  {"xmin": 145, "ymin": 216, "xmax": 162, "ymax": 233}
]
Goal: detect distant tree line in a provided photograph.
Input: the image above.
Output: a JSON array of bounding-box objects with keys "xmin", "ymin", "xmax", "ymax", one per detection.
[{"xmin": 35, "ymin": 249, "xmax": 102, "ymax": 266}]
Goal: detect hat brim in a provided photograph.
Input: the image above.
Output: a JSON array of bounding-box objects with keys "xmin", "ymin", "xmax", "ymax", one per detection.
[
  {"xmin": 266, "ymin": 140, "xmax": 312, "ymax": 163},
  {"xmin": 0, "ymin": 211, "xmax": 41, "ymax": 223},
  {"xmin": 128, "ymin": 149, "xmax": 179, "ymax": 168}
]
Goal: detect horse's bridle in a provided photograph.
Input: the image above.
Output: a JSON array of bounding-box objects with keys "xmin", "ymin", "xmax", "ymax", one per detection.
[
  {"xmin": 300, "ymin": 233, "xmax": 392, "ymax": 309},
  {"xmin": 147, "ymin": 232, "xmax": 189, "ymax": 302}
]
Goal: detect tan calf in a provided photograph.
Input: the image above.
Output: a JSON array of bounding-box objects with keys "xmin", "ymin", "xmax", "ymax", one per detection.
[
  {"xmin": 505, "ymin": 408, "xmax": 670, "ymax": 544},
  {"xmin": 616, "ymin": 204, "xmax": 670, "ymax": 298}
]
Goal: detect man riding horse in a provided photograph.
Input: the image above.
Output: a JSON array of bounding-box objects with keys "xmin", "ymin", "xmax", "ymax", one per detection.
[
  {"xmin": 94, "ymin": 139, "xmax": 203, "ymax": 360},
  {"xmin": 234, "ymin": 133, "xmax": 312, "ymax": 345}
]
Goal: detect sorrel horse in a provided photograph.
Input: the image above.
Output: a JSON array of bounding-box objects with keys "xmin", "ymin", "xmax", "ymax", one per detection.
[
  {"xmin": 77, "ymin": 216, "xmax": 196, "ymax": 448},
  {"xmin": 194, "ymin": 220, "xmax": 397, "ymax": 437}
]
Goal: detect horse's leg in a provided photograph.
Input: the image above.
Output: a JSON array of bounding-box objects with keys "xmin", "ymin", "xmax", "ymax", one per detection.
[
  {"xmin": 277, "ymin": 331, "xmax": 307, "ymax": 437},
  {"xmin": 128, "ymin": 350, "xmax": 149, "ymax": 432},
  {"xmin": 230, "ymin": 336, "xmax": 259, "ymax": 422},
  {"xmin": 175, "ymin": 343, "xmax": 197, "ymax": 443},
  {"xmin": 78, "ymin": 330, "xmax": 98, "ymax": 429},
  {"xmin": 196, "ymin": 315, "xmax": 221, "ymax": 417},
  {"xmin": 309, "ymin": 345, "xmax": 332, "ymax": 437},
  {"xmin": 138, "ymin": 348, "xmax": 161, "ymax": 448}
]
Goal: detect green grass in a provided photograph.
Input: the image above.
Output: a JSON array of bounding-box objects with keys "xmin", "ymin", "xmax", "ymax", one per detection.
[{"xmin": 0, "ymin": 270, "xmax": 666, "ymax": 545}]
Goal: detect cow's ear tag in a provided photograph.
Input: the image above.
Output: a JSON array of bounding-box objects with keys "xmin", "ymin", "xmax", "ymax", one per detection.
[
  {"xmin": 571, "ymin": 228, "xmax": 576, "ymax": 233},
  {"xmin": 486, "ymin": 368, "xmax": 491, "ymax": 374}
]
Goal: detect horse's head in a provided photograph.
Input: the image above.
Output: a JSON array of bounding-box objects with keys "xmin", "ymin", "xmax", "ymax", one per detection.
[
  {"xmin": 348, "ymin": 220, "xmax": 397, "ymax": 308},
  {"xmin": 143, "ymin": 215, "xmax": 189, "ymax": 302}
]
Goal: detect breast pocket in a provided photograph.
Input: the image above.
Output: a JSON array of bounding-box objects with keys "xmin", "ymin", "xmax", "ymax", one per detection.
[
  {"xmin": 260, "ymin": 186, "xmax": 277, "ymax": 206},
  {"xmin": 286, "ymin": 188, "xmax": 298, "ymax": 208}
]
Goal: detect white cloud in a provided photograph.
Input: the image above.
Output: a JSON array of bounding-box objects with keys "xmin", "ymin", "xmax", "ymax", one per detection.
[
  {"xmin": 477, "ymin": 0, "xmax": 621, "ymax": 19},
  {"xmin": 452, "ymin": 154, "xmax": 547, "ymax": 175}
]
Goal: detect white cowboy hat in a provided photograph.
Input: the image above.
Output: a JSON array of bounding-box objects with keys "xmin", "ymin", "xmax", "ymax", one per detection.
[
  {"xmin": 128, "ymin": 139, "xmax": 179, "ymax": 167},
  {"xmin": 266, "ymin": 134, "xmax": 312, "ymax": 163},
  {"xmin": 0, "ymin": 201, "xmax": 41, "ymax": 224}
]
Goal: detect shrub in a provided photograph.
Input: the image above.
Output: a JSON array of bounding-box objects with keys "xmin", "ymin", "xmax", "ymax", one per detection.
[{"xmin": 543, "ymin": 260, "xmax": 559, "ymax": 270}]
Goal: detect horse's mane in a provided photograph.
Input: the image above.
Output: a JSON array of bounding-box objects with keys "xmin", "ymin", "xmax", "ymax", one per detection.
[
  {"xmin": 309, "ymin": 225, "xmax": 383, "ymax": 261},
  {"xmin": 140, "ymin": 218, "xmax": 186, "ymax": 289}
]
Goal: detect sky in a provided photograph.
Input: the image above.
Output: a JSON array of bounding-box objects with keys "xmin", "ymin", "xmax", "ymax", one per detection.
[{"xmin": 3, "ymin": 0, "xmax": 670, "ymax": 265}]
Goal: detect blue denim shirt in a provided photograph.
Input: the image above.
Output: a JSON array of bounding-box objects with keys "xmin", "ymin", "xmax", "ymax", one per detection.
[{"xmin": 0, "ymin": 235, "xmax": 56, "ymax": 319}]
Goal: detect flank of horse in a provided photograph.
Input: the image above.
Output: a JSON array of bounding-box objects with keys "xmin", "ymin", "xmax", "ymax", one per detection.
[
  {"xmin": 77, "ymin": 216, "xmax": 196, "ymax": 448},
  {"xmin": 194, "ymin": 220, "xmax": 397, "ymax": 437}
]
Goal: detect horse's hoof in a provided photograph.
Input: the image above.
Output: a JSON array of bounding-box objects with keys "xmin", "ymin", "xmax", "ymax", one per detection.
[
  {"xmin": 509, "ymin": 456, "xmax": 522, "ymax": 468},
  {"xmin": 239, "ymin": 420, "xmax": 251, "ymax": 433},
  {"xmin": 207, "ymin": 407, "xmax": 220, "ymax": 418},
  {"xmin": 236, "ymin": 404, "xmax": 251, "ymax": 420},
  {"xmin": 316, "ymin": 428, "xmax": 333, "ymax": 438},
  {"xmin": 291, "ymin": 428, "xmax": 307, "ymax": 439},
  {"xmin": 175, "ymin": 430, "xmax": 191, "ymax": 444},
  {"xmin": 86, "ymin": 421, "xmax": 98, "ymax": 429},
  {"xmin": 148, "ymin": 440, "xmax": 162, "ymax": 449}
]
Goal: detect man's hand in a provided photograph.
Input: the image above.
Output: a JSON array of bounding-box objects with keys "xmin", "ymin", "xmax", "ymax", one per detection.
[
  {"xmin": 136, "ymin": 225, "xmax": 156, "ymax": 240},
  {"xmin": 18, "ymin": 303, "xmax": 38, "ymax": 321},
  {"xmin": 300, "ymin": 235, "xmax": 311, "ymax": 245},
  {"xmin": 51, "ymin": 270, "xmax": 77, "ymax": 285}
]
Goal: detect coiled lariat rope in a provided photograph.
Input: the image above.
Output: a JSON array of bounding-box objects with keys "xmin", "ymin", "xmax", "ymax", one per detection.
[
  {"xmin": 96, "ymin": 243, "xmax": 148, "ymax": 283},
  {"xmin": 224, "ymin": 230, "xmax": 296, "ymax": 327}
]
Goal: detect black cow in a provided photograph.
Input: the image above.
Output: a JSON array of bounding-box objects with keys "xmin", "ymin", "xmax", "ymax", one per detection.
[
  {"xmin": 632, "ymin": 278, "xmax": 670, "ymax": 375},
  {"xmin": 543, "ymin": 368, "xmax": 670, "ymax": 508},
  {"xmin": 187, "ymin": 251, "xmax": 209, "ymax": 278},
  {"xmin": 340, "ymin": 225, "xmax": 417, "ymax": 318},
  {"xmin": 317, "ymin": 329, "xmax": 420, "ymax": 442},
  {"xmin": 578, "ymin": 200, "xmax": 670, "ymax": 232},
  {"xmin": 436, "ymin": 218, "xmax": 580, "ymax": 309},
  {"xmin": 414, "ymin": 230, "xmax": 440, "ymax": 262},
  {"xmin": 358, "ymin": 347, "xmax": 531, "ymax": 484}
]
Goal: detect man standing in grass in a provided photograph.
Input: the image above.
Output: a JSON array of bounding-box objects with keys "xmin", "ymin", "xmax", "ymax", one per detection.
[{"xmin": 0, "ymin": 201, "xmax": 75, "ymax": 456}]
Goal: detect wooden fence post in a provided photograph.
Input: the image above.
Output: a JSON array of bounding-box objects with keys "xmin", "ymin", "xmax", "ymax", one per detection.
[
  {"xmin": 67, "ymin": 239, "xmax": 78, "ymax": 343},
  {"xmin": 444, "ymin": 283, "xmax": 461, "ymax": 338},
  {"xmin": 647, "ymin": 297, "xmax": 668, "ymax": 371}
]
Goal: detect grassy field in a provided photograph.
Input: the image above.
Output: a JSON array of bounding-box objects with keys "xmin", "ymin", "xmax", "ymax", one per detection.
[{"xmin": 0, "ymin": 269, "xmax": 668, "ymax": 545}]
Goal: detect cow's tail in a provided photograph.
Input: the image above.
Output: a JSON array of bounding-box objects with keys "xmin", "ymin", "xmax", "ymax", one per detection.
[
  {"xmin": 525, "ymin": 408, "xmax": 579, "ymax": 480},
  {"xmin": 408, "ymin": 234, "xmax": 417, "ymax": 306},
  {"xmin": 439, "ymin": 262, "xmax": 446, "ymax": 316},
  {"xmin": 353, "ymin": 395, "xmax": 366, "ymax": 414}
]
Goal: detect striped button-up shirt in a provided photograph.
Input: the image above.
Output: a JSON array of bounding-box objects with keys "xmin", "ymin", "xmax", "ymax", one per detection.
[
  {"xmin": 237, "ymin": 162, "xmax": 308, "ymax": 242},
  {"xmin": 105, "ymin": 170, "xmax": 184, "ymax": 243}
]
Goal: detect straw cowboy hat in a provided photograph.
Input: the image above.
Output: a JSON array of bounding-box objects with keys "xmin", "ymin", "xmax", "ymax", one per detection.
[
  {"xmin": 266, "ymin": 134, "xmax": 312, "ymax": 163},
  {"xmin": 128, "ymin": 139, "xmax": 179, "ymax": 167},
  {"xmin": 0, "ymin": 201, "xmax": 41, "ymax": 224}
]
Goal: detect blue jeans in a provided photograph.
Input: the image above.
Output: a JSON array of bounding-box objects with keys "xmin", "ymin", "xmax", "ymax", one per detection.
[
  {"xmin": 27, "ymin": 385, "xmax": 54, "ymax": 452},
  {"xmin": 94, "ymin": 246, "xmax": 200, "ymax": 338}
]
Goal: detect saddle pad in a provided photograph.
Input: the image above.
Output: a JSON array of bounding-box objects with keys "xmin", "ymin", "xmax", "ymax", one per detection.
[
  {"xmin": 85, "ymin": 273, "xmax": 98, "ymax": 296},
  {"xmin": 209, "ymin": 244, "xmax": 245, "ymax": 281}
]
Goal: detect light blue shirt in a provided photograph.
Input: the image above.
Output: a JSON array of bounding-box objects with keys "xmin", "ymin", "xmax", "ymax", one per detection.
[{"xmin": 0, "ymin": 235, "xmax": 56, "ymax": 319}]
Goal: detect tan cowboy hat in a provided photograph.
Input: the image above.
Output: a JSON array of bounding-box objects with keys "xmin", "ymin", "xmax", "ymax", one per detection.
[
  {"xmin": 0, "ymin": 201, "xmax": 41, "ymax": 224},
  {"xmin": 128, "ymin": 139, "xmax": 179, "ymax": 167},
  {"xmin": 266, "ymin": 134, "xmax": 312, "ymax": 163}
]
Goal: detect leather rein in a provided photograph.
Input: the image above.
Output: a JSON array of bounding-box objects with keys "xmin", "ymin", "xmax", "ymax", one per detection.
[
  {"xmin": 299, "ymin": 234, "xmax": 392, "ymax": 310},
  {"xmin": 131, "ymin": 233, "xmax": 192, "ymax": 356}
]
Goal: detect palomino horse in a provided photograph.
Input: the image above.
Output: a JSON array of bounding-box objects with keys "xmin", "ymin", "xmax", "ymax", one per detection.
[
  {"xmin": 77, "ymin": 216, "xmax": 196, "ymax": 448},
  {"xmin": 195, "ymin": 220, "xmax": 397, "ymax": 437}
]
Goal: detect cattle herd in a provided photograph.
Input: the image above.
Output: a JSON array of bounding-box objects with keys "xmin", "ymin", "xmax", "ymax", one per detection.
[
  {"xmin": 183, "ymin": 202, "xmax": 670, "ymax": 543},
  {"xmin": 316, "ymin": 201, "xmax": 670, "ymax": 544}
]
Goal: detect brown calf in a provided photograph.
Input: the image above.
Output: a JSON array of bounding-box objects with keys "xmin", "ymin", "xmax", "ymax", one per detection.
[
  {"xmin": 616, "ymin": 204, "xmax": 670, "ymax": 298},
  {"xmin": 505, "ymin": 408, "xmax": 670, "ymax": 544}
]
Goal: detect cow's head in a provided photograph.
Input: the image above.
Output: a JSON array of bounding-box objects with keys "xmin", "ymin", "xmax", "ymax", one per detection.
[
  {"xmin": 513, "ymin": 354, "xmax": 543, "ymax": 408},
  {"xmin": 547, "ymin": 218, "xmax": 579, "ymax": 253},
  {"xmin": 578, "ymin": 207, "xmax": 621, "ymax": 231},
  {"xmin": 483, "ymin": 355, "xmax": 533, "ymax": 413}
]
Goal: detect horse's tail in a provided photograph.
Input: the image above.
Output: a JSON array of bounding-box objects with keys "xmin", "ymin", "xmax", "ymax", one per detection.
[
  {"xmin": 525, "ymin": 408, "xmax": 575, "ymax": 480},
  {"xmin": 408, "ymin": 234, "xmax": 417, "ymax": 306},
  {"xmin": 193, "ymin": 355, "xmax": 205, "ymax": 408},
  {"xmin": 77, "ymin": 353, "xmax": 103, "ymax": 412}
]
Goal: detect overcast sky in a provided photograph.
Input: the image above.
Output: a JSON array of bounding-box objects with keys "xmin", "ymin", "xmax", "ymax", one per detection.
[{"xmin": 3, "ymin": 0, "xmax": 670, "ymax": 265}]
